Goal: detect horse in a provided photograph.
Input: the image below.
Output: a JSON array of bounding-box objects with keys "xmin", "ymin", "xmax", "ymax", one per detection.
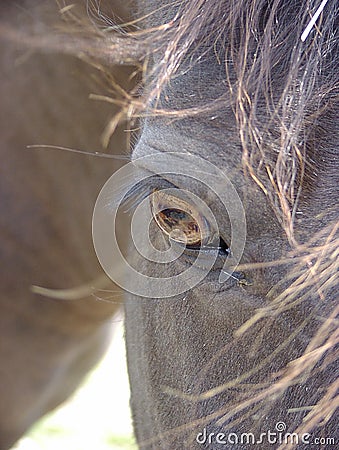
[
  {"xmin": 1, "ymin": 0, "xmax": 338, "ymax": 449},
  {"xmin": 0, "ymin": 1, "xmax": 132, "ymax": 448}
]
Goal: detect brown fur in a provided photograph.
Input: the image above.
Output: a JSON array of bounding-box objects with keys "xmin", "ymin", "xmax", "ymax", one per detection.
[{"xmin": 0, "ymin": 2, "xmax": 133, "ymax": 447}]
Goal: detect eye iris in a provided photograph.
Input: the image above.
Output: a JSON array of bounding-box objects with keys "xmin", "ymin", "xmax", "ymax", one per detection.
[
  {"xmin": 156, "ymin": 208, "xmax": 201, "ymax": 245},
  {"xmin": 160, "ymin": 208, "xmax": 187, "ymax": 225}
]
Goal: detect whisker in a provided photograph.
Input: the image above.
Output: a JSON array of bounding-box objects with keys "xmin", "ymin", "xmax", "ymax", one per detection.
[
  {"xmin": 91, "ymin": 293, "xmax": 124, "ymax": 305},
  {"xmin": 26, "ymin": 144, "xmax": 130, "ymax": 160},
  {"xmin": 30, "ymin": 274, "xmax": 115, "ymax": 300}
]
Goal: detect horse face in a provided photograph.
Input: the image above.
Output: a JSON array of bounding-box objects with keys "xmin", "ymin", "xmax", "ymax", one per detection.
[
  {"xmin": 122, "ymin": 1, "xmax": 338, "ymax": 448},
  {"xmin": 125, "ymin": 113, "xmax": 337, "ymax": 450}
]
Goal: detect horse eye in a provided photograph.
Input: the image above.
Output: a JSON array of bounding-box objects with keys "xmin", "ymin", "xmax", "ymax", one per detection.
[{"xmin": 150, "ymin": 190, "xmax": 212, "ymax": 248}]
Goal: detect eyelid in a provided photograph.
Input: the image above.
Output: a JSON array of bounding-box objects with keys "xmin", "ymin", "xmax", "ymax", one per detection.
[
  {"xmin": 184, "ymin": 237, "xmax": 230, "ymax": 256},
  {"xmin": 120, "ymin": 176, "xmax": 179, "ymax": 212},
  {"xmin": 120, "ymin": 177, "xmax": 230, "ymax": 257}
]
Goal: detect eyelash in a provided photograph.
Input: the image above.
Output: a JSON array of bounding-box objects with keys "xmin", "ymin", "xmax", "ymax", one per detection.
[
  {"xmin": 120, "ymin": 176, "xmax": 166, "ymax": 211},
  {"xmin": 198, "ymin": 238, "xmax": 230, "ymax": 256}
]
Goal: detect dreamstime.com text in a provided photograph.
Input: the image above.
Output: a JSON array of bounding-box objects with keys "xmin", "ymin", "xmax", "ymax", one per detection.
[{"xmin": 196, "ymin": 422, "xmax": 336, "ymax": 446}]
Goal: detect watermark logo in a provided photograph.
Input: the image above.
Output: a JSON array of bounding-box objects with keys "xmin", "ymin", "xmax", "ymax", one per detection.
[
  {"xmin": 275, "ymin": 421, "xmax": 287, "ymax": 432},
  {"xmin": 196, "ymin": 422, "xmax": 336, "ymax": 446},
  {"xmin": 92, "ymin": 152, "xmax": 246, "ymax": 298}
]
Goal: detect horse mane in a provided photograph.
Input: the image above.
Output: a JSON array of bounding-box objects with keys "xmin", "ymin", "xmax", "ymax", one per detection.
[
  {"xmin": 1, "ymin": 0, "xmax": 337, "ymax": 444},
  {"xmin": 6, "ymin": 1, "xmax": 335, "ymax": 234}
]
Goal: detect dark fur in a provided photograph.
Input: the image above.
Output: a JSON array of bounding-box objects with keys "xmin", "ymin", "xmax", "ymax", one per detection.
[{"xmin": 125, "ymin": 1, "xmax": 338, "ymax": 448}]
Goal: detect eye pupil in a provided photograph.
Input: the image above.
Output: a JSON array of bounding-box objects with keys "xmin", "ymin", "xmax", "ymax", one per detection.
[
  {"xmin": 156, "ymin": 208, "xmax": 201, "ymax": 245},
  {"xmin": 160, "ymin": 208, "xmax": 188, "ymax": 224}
]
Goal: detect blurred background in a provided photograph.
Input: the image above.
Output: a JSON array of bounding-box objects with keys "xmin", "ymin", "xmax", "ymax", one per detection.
[
  {"xmin": 1, "ymin": 2, "xmax": 138, "ymax": 449},
  {"xmin": 11, "ymin": 319, "xmax": 136, "ymax": 450}
]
